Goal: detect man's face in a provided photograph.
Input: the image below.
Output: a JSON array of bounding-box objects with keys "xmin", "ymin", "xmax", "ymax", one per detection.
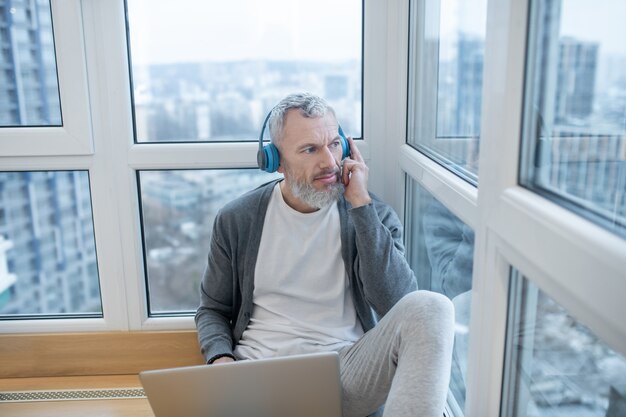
[{"xmin": 277, "ymin": 110, "xmax": 345, "ymax": 210}]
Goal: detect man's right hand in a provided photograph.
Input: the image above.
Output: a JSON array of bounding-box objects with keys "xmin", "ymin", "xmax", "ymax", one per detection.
[{"xmin": 212, "ymin": 356, "xmax": 235, "ymax": 365}]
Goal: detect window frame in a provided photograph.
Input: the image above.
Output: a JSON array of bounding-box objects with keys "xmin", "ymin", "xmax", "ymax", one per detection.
[
  {"xmin": 406, "ymin": 0, "xmax": 485, "ymax": 185},
  {"xmin": 124, "ymin": 0, "xmax": 366, "ymax": 145},
  {"xmin": 402, "ymin": 0, "xmax": 626, "ymax": 416},
  {"xmin": 0, "ymin": 0, "xmax": 94, "ymax": 156},
  {"xmin": 518, "ymin": 0, "xmax": 626, "ymax": 239},
  {"xmin": 115, "ymin": 0, "xmax": 372, "ymax": 329},
  {"xmin": 2, "ymin": 2, "xmax": 624, "ymax": 417},
  {"xmin": 1, "ymin": 0, "xmax": 373, "ymax": 332}
]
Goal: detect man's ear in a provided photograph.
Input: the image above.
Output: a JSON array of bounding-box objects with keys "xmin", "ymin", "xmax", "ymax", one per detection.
[{"xmin": 277, "ymin": 164, "xmax": 284, "ymax": 174}]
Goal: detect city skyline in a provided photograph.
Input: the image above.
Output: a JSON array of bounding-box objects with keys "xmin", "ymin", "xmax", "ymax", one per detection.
[{"xmin": 131, "ymin": 59, "xmax": 363, "ymax": 142}]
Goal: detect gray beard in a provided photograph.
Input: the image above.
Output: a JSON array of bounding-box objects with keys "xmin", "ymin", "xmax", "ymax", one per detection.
[{"xmin": 288, "ymin": 174, "xmax": 344, "ymax": 209}]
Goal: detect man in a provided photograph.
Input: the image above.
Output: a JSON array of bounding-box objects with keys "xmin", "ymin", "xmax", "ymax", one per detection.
[{"xmin": 195, "ymin": 93, "xmax": 454, "ymax": 417}]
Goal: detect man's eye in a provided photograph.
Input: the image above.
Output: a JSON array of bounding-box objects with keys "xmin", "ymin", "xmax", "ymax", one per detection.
[
  {"xmin": 330, "ymin": 141, "xmax": 340, "ymax": 148},
  {"xmin": 303, "ymin": 147, "xmax": 315, "ymax": 154}
]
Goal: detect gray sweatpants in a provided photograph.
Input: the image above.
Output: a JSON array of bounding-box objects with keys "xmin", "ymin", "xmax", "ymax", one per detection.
[{"xmin": 338, "ymin": 291, "xmax": 455, "ymax": 417}]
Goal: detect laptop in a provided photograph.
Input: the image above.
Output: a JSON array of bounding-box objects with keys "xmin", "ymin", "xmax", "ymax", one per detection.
[{"xmin": 139, "ymin": 351, "xmax": 343, "ymax": 417}]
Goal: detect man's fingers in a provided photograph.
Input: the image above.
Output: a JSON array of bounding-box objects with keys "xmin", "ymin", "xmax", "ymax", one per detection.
[
  {"xmin": 347, "ymin": 136, "xmax": 364, "ymax": 162},
  {"xmin": 341, "ymin": 159, "xmax": 352, "ymax": 185}
]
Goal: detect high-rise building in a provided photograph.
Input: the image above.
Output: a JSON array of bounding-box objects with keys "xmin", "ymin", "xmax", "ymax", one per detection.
[
  {"xmin": 455, "ymin": 34, "xmax": 485, "ymax": 139},
  {"xmin": 0, "ymin": 172, "xmax": 101, "ymax": 316},
  {"xmin": 547, "ymin": 130, "xmax": 626, "ymax": 223},
  {"xmin": 555, "ymin": 37, "xmax": 599, "ymax": 124},
  {"xmin": 0, "ymin": 236, "xmax": 16, "ymax": 310},
  {"xmin": 0, "ymin": 0, "xmax": 61, "ymax": 126}
]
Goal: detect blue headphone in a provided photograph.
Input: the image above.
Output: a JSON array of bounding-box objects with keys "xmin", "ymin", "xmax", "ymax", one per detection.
[{"xmin": 256, "ymin": 111, "xmax": 351, "ymax": 173}]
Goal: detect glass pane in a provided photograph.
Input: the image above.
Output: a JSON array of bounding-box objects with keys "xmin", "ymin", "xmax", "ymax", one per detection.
[
  {"xmin": 408, "ymin": 0, "xmax": 487, "ymax": 183},
  {"xmin": 405, "ymin": 176, "xmax": 475, "ymax": 412},
  {"xmin": 520, "ymin": 0, "xmax": 626, "ymax": 237},
  {"xmin": 0, "ymin": 171, "xmax": 101, "ymax": 317},
  {"xmin": 502, "ymin": 271, "xmax": 626, "ymax": 417},
  {"xmin": 0, "ymin": 0, "xmax": 62, "ymax": 127},
  {"xmin": 139, "ymin": 169, "xmax": 279, "ymax": 314},
  {"xmin": 126, "ymin": 0, "xmax": 362, "ymax": 143}
]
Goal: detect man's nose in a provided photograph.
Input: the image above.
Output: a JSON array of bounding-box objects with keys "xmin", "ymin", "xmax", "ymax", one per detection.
[{"xmin": 319, "ymin": 145, "xmax": 338, "ymax": 169}]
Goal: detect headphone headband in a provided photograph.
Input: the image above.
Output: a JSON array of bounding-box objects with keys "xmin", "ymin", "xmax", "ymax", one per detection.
[{"xmin": 257, "ymin": 111, "xmax": 274, "ymax": 171}]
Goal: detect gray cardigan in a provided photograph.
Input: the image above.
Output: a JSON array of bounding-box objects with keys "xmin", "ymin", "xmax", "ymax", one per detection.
[{"xmin": 195, "ymin": 179, "xmax": 417, "ymax": 363}]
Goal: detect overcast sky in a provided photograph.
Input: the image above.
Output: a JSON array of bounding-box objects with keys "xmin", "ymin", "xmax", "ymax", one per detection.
[
  {"xmin": 560, "ymin": 0, "xmax": 625, "ymax": 55},
  {"xmin": 440, "ymin": 0, "xmax": 624, "ymax": 54},
  {"xmin": 127, "ymin": 0, "xmax": 362, "ymax": 65},
  {"xmin": 127, "ymin": 0, "xmax": 624, "ymax": 66}
]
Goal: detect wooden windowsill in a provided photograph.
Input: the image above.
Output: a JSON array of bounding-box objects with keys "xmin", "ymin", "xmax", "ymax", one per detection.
[
  {"xmin": 0, "ymin": 331, "xmax": 205, "ymax": 378},
  {"xmin": 0, "ymin": 330, "xmax": 207, "ymax": 416}
]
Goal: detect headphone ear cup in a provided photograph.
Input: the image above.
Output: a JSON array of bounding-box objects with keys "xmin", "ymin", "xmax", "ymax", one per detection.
[
  {"xmin": 262, "ymin": 143, "xmax": 280, "ymax": 173},
  {"xmin": 257, "ymin": 148, "xmax": 267, "ymax": 171},
  {"xmin": 340, "ymin": 135, "xmax": 350, "ymax": 160},
  {"xmin": 337, "ymin": 125, "xmax": 351, "ymax": 160}
]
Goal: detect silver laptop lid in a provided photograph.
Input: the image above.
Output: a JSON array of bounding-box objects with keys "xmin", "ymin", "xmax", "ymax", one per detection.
[{"xmin": 139, "ymin": 351, "xmax": 342, "ymax": 417}]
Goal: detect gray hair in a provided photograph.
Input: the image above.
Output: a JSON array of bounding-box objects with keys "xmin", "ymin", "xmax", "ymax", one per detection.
[{"xmin": 268, "ymin": 93, "xmax": 336, "ymax": 146}]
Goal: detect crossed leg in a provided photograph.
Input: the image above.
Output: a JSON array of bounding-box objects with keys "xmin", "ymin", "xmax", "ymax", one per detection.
[{"xmin": 339, "ymin": 291, "xmax": 455, "ymax": 417}]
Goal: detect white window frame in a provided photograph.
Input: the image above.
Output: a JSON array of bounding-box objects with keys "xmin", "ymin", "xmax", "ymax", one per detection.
[
  {"xmin": 0, "ymin": 0, "xmax": 372, "ymax": 332},
  {"xmin": 405, "ymin": 0, "xmax": 484, "ymax": 186},
  {"xmin": 399, "ymin": 1, "xmax": 626, "ymax": 417},
  {"xmin": 0, "ymin": 0, "xmax": 94, "ymax": 156},
  {"xmin": 4, "ymin": 2, "xmax": 624, "ymax": 417},
  {"xmin": 104, "ymin": 0, "xmax": 371, "ymax": 331}
]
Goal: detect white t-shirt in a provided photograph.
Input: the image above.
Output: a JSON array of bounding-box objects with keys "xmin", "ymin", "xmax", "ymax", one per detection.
[{"xmin": 234, "ymin": 184, "xmax": 364, "ymax": 360}]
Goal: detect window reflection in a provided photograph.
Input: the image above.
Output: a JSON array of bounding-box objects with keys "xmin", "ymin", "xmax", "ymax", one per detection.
[
  {"xmin": 408, "ymin": 0, "xmax": 487, "ymax": 183},
  {"xmin": 502, "ymin": 272, "xmax": 626, "ymax": 417},
  {"xmin": 521, "ymin": 0, "xmax": 626, "ymax": 237},
  {"xmin": 406, "ymin": 177, "xmax": 475, "ymax": 412},
  {"xmin": 436, "ymin": 0, "xmax": 486, "ymax": 140}
]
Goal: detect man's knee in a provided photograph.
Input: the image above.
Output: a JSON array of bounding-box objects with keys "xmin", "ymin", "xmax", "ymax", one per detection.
[{"xmin": 394, "ymin": 291, "xmax": 455, "ymax": 335}]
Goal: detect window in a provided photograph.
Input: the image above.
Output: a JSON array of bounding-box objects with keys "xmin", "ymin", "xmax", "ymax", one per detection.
[
  {"xmin": 1, "ymin": 0, "xmax": 94, "ymax": 157},
  {"xmin": 405, "ymin": 176, "xmax": 475, "ymax": 412},
  {"xmin": 126, "ymin": 0, "xmax": 363, "ymax": 143},
  {"xmin": 0, "ymin": 171, "xmax": 101, "ymax": 318},
  {"xmin": 520, "ymin": 0, "xmax": 626, "ymax": 237},
  {"xmin": 138, "ymin": 169, "xmax": 279, "ymax": 314},
  {"xmin": 0, "ymin": 0, "xmax": 368, "ymax": 330},
  {"xmin": 0, "ymin": 0, "xmax": 62, "ymax": 127},
  {"xmin": 123, "ymin": 0, "xmax": 364, "ymax": 318},
  {"xmin": 407, "ymin": 0, "xmax": 487, "ymax": 183},
  {"xmin": 402, "ymin": 1, "xmax": 626, "ymax": 416},
  {"xmin": 403, "ymin": 4, "xmax": 482, "ymax": 405},
  {"xmin": 502, "ymin": 270, "xmax": 626, "ymax": 417}
]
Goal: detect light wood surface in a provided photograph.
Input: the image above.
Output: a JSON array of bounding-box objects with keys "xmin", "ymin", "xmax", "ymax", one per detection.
[
  {"xmin": 0, "ymin": 331, "xmax": 205, "ymax": 378},
  {"xmin": 0, "ymin": 375, "xmax": 154, "ymax": 417}
]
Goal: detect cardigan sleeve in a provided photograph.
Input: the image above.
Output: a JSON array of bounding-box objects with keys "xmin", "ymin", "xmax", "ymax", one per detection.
[
  {"xmin": 348, "ymin": 198, "xmax": 418, "ymax": 317},
  {"xmin": 194, "ymin": 180, "xmax": 277, "ymax": 363},
  {"xmin": 194, "ymin": 211, "xmax": 236, "ymax": 363}
]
